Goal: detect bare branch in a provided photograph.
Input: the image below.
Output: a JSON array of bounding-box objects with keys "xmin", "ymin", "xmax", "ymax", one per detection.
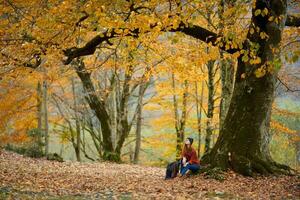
[{"xmin": 277, "ymin": 76, "xmax": 300, "ymax": 92}]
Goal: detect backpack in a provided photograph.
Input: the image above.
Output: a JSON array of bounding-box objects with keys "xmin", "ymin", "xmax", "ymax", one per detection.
[{"xmin": 165, "ymin": 160, "xmax": 181, "ymax": 179}]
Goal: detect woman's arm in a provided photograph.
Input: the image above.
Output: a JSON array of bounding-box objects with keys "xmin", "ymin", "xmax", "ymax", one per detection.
[
  {"xmin": 182, "ymin": 157, "xmax": 187, "ymax": 166},
  {"xmin": 190, "ymin": 149, "xmax": 200, "ymax": 164}
]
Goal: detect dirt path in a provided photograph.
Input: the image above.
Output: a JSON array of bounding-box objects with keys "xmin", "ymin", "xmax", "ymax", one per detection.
[{"xmin": 0, "ymin": 151, "xmax": 299, "ymax": 199}]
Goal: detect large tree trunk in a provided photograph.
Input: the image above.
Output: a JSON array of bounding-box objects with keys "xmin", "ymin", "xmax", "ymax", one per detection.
[
  {"xmin": 219, "ymin": 59, "xmax": 235, "ymax": 128},
  {"xmin": 202, "ymin": 0, "xmax": 292, "ymax": 175}
]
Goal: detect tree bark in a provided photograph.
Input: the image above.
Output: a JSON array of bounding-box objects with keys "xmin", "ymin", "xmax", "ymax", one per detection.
[
  {"xmin": 37, "ymin": 82, "xmax": 43, "ymax": 148},
  {"xmin": 115, "ymin": 66, "xmax": 132, "ymax": 158},
  {"xmin": 218, "ymin": 0, "xmax": 235, "ymax": 129},
  {"xmin": 204, "ymin": 60, "xmax": 216, "ymax": 153},
  {"xmin": 71, "ymin": 77, "xmax": 81, "ymax": 162},
  {"xmin": 202, "ymin": 0, "xmax": 293, "ymax": 175},
  {"xmin": 172, "ymin": 74, "xmax": 189, "ymax": 159},
  {"xmin": 195, "ymin": 81, "xmax": 204, "ymax": 157},
  {"xmin": 296, "ymin": 140, "xmax": 300, "ymax": 167},
  {"xmin": 172, "ymin": 72, "xmax": 181, "ymax": 158},
  {"xmin": 74, "ymin": 59, "xmax": 117, "ymax": 161},
  {"xmin": 219, "ymin": 59, "xmax": 235, "ymax": 128},
  {"xmin": 133, "ymin": 83, "xmax": 146, "ymax": 164},
  {"xmin": 43, "ymin": 80, "xmax": 49, "ymax": 156}
]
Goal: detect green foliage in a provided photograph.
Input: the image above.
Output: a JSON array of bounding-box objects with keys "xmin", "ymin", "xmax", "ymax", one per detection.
[
  {"xmin": 102, "ymin": 151, "xmax": 121, "ymax": 162},
  {"xmin": 25, "ymin": 144, "xmax": 45, "ymax": 158},
  {"xmin": 5, "ymin": 144, "xmax": 27, "ymax": 155},
  {"xmin": 5, "ymin": 143, "xmax": 44, "ymax": 158},
  {"xmin": 47, "ymin": 153, "xmax": 63, "ymax": 162}
]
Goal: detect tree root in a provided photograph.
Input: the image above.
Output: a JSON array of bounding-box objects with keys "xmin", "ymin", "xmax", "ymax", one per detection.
[
  {"xmin": 231, "ymin": 155, "xmax": 297, "ymax": 176},
  {"xmin": 199, "ymin": 165, "xmax": 226, "ymax": 181},
  {"xmin": 202, "ymin": 152, "xmax": 298, "ymax": 177}
]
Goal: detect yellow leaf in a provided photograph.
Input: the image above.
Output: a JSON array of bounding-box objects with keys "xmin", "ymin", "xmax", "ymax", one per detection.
[
  {"xmin": 262, "ymin": 8, "xmax": 268, "ymax": 16},
  {"xmin": 260, "ymin": 32, "xmax": 267, "ymax": 39},
  {"xmin": 225, "ymin": 44, "xmax": 230, "ymax": 50},
  {"xmin": 255, "ymin": 67, "xmax": 266, "ymax": 78},
  {"xmin": 254, "ymin": 9, "xmax": 261, "ymax": 16},
  {"xmin": 268, "ymin": 16, "xmax": 274, "ymax": 21},
  {"xmin": 250, "ymin": 57, "xmax": 261, "ymax": 64}
]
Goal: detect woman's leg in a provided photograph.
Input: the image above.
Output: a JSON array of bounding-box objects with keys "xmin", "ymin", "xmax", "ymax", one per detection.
[
  {"xmin": 186, "ymin": 164, "xmax": 200, "ymax": 173},
  {"xmin": 180, "ymin": 166, "xmax": 189, "ymax": 175}
]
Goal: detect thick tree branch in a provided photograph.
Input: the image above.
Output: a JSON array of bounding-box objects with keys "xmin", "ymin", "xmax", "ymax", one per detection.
[
  {"xmin": 63, "ymin": 33, "xmax": 114, "ymax": 65},
  {"xmin": 63, "ymin": 23, "xmax": 235, "ymax": 64},
  {"xmin": 63, "ymin": 13, "xmax": 299, "ymax": 65}
]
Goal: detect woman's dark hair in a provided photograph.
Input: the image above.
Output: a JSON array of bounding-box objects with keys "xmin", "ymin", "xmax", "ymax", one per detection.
[
  {"xmin": 182, "ymin": 137, "xmax": 194, "ymax": 155},
  {"xmin": 187, "ymin": 137, "xmax": 193, "ymax": 145}
]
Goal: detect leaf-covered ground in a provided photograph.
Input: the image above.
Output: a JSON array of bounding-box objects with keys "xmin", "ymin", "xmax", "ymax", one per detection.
[{"xmin": 0, "ymin": 151, "xmax": 299, "ymax": 199}]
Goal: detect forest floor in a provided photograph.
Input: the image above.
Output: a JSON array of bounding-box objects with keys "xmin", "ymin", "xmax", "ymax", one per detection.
[{"xmin": 0, "ymin": 151, "xmax": 299, "ymax": 200}]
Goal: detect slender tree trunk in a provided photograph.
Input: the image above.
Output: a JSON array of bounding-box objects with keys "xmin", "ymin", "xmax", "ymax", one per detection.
[
  {"xmin": 115, "ymin": 66, "xmax": 132, "ymax": 159},
  {"xmin": 202, "ymin": 0, "xmax": 292, "ymax": 175},
  {"xmin": 172, "ymin": 73, "xmax": 189, "ymax": 159},
  {"xmin": 179, "ymin": 80, "xmax": 189, "ymax": 146},
  {"xmin": 37, "ymin": 82, "xmax": 43, "ymax": 149},
  {"xmin": 172, "ymin": 73, "xmax": 180, "ymax": 158},
  {"xmin": 59, "ymin": 143, "xmax": 64, "ymax": 157},
  {"xmin": 296, "ymin": 126, "xmax": 300, "ymax": 166},
  {"xmin": 110, "ymin": 76, "xmax": 117, "ymax": 150},
  {"xmin": 74, "ymin": 59, "xmax": 116, "ymax": 161},
  {"xmin": 133, "ymin": 84, "xmax": 146, "ymax": 164},
  {"xmin": 71, "ymin": 78, "xmax": 81, "ymax": 161},
  {"xmin": 195, "ymin": 81, "xmax": 204, "ymax": 157},
  {"xmin": 204, "ymin": 60, "xmax": 215, "ymax": 153},
  {"xmin": 37, "ymin": 82, "xmax": 42, "ymax": 130},
  {"xmin": 43, "ymin": 80, "xmax": 49, "ymax": 156},
  {"xmin": 296, "ymin": 141, "xmax": 300, "ymax": 167}
]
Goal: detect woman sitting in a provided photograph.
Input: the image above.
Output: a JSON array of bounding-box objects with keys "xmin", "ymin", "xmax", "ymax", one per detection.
[{"xmin": 180, "ymin": 137, "xmax": 200, "ymax": 176}]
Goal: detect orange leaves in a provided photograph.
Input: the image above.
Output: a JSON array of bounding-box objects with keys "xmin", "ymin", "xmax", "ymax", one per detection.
[
  {"xmin": 0, "ymin": 151, "xmax": 299, "ymax": 199},
  {"xmin": 0, "ymin": 132, "xmax": 29, "ymax": 145},
  {"xmin": 271, "ymin": 121, "xmax": 297, "ymax": 135}
]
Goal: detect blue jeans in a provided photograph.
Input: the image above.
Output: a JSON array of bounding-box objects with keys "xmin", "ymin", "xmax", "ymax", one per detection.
[{"xmin": 180, "ymin": 163, "xmax": 200, "ymax": 175}]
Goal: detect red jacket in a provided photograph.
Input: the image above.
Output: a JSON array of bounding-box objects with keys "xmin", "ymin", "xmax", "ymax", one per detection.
[{"xmin": 182, "ymin": 147, "xmax": 200, "ymax": 165}]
